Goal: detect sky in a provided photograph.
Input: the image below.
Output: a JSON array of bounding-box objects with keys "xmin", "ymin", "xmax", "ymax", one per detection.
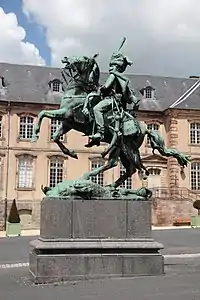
[{"xmin": 1, "ymin": 0, "xmax": 200, "ymax": 77}]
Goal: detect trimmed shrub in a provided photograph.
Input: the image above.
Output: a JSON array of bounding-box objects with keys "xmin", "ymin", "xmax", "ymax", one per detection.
[{"xmin": 7, "ymin": 199, "xmax": 20, "ymax": 223}]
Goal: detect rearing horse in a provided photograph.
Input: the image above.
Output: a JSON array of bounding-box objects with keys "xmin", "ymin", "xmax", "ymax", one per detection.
[
  {"xmin": 31, "ymin": 54, "xmax": 100, "ymax": 159},
  {"xmin": 32, "ymin": 55, "xmax": 190, "ymax": 188}
]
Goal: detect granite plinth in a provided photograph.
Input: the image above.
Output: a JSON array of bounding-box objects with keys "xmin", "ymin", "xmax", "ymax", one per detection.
[
  {"xmin": 29, "ymin": 197, "xmax": 164, "ymax": 283},
  {"xmin": 40, "ymin": 197, "xmax": 152, "ymax": 239}
]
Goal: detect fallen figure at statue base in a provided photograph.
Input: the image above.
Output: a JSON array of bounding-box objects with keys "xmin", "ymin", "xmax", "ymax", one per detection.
[{"xmin": 41, "ymin": 178, "xmax": 152, "ymax": 200}]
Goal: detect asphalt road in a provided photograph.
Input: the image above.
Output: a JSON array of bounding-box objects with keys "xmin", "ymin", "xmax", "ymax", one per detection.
[
  {"xmin": 1, "ymin": 228, "xmax": 200, "ymax": 300},
  {"xmin": 0, "ymin": 263, "xmax": 200, "ymax": 300},
  {"xmin": 1, "ymin": 228, "xmax": 200, "ymax": 264}
]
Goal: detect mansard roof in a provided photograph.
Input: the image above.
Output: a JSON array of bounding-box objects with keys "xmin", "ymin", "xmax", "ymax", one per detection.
[{"xmin": 0, "ymin": 62, "xmax": 199, "ymax": 111}]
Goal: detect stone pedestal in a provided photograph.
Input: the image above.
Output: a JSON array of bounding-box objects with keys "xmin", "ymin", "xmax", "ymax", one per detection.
[{"xmin": 29, "ymin": 197, "xmax": 164, "ymax": 283}]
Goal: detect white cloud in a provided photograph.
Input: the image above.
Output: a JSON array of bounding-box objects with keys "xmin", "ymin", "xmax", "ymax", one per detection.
[
  {"xmin": 0, "ymin": 7, "xmax": 45, "ymax": 66},
  {"xmin": 23, "ymin": 0, "xmax": 200, "ymax": 76}
]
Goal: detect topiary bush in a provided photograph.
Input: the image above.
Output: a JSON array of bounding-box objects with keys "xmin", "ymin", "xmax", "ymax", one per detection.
[{"xmin": 7, "ymin": 199, "xmax": 20, "ymax": 223}]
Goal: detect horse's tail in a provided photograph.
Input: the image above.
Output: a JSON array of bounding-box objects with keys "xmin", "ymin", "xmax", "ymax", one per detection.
[
  {"xmin": 146, "ymin": 129, "xmax": 165, "ymax": 154},
  {"xmin": 146, "ymin": 129, "xmax": 191, "ymax": 168},
  {"xmin": 41, "ymin": 185, "xmax": 51, "ymax": 195}
]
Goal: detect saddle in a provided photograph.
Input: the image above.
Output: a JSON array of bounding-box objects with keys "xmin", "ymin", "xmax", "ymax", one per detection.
[{"xmin": 72, "ymin": 102, "xmax": 139, "ymax": 149}]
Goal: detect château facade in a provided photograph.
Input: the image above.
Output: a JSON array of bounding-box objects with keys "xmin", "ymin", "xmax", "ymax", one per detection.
[{"xmin": 0, "ymin": 62, "xmax": 200, "ymax": 229}]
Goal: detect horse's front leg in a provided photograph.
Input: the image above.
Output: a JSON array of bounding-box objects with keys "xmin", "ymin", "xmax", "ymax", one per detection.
[
  {"xmin": 53, "ymin": 123, "xmax": 78, "ymax": 159},
  {"xmin": 31, "ymin": 108, "xmax": 66, "ymax": 142}
]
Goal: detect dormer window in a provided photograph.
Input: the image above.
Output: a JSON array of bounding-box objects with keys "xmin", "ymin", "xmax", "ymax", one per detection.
[
  {"xmin": 52, "ymin": 81, "xmax": 61, "ymax": 92},
  {"xmin": 140, "ymin": 86, "xmax": 155, "ymax": 99},
  {"xmin": 49, "ymin": 79, "xmax": 62, "ymax": 93},
  {"xmin": 144, "ymin": 87, "xmax": 153, "ymax": 99}
]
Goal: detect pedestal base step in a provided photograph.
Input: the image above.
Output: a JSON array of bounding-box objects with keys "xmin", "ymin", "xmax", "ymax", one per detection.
[{"xmin": 29, "ymin": 239, "xmax": 164, "ymax": 284}]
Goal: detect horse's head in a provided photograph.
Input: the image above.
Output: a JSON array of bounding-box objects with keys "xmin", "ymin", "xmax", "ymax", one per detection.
[{"xmin": 61, "ymin": 54, "xmax": 100, "ymax": 90}]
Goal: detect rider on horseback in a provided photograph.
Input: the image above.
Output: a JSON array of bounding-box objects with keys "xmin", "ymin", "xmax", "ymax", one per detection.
[{"xmin": 83, "ymin": 37, "xmax": 140, "ymax": 145}]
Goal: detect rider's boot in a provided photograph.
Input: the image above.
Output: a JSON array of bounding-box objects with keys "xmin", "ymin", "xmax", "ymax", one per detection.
[
  {"xmin": 89, "ymin": 126, "xmax": 104, "ymax": 141},
  {"xmin": 85, "ymin": 126, "xmax": 104, "ymax": 148}
]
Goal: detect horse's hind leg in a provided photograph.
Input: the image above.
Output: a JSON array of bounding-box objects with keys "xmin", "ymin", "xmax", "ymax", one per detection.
[
  {"xmin": 82, "ymin": 146, "xmax": 119, "ymax": 181},
  {"xmin": 31, "ymin": 108, "xmax": 67, "ymax": 142},
  {"xmin": 53, "ymin": 123, "xmax": 78, "ymax": 159}
]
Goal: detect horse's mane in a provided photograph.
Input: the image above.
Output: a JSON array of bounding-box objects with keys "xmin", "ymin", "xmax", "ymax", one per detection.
[{"xmin": 89, "ymin": 61, "xmax": 100, "ymax": 89}]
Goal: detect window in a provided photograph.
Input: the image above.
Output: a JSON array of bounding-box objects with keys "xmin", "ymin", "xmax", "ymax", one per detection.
[
  {"xmin": 50, "ymin": 119, "xmax": 64, "ymax": 141},
  {"xmin": 0, "ymin": 115, "xmax": 2, "ymax": 138},
  {"xmin": 91, "ymin": 159, "xmax": 104, "ymax": 186},
  {"xmin": 147, "ymin": 123, "xmax": 160, "ymax": 145},
  {"xmin": 191, "ymin": 162, "xmax": 200, "ymax": 190},
  {"xmin": 49, "ymin": 157, "xmax": 64, "ymax": 188},
  {"xmin": 18, "ymin": 155, "xmax": 33, "ymax": 189},
  {"xmin": 52, "ymin": 81, "xmax": 61, "ymax": 92},
  {"xmin": 120, "ymin": 164, "xmax": 132, "ymax": 189},
  {"xmin": 148, "ymin": 168, "xmax": 161, "ymax": 176},
  {"xmin": 190, "ymin": 123, "xmax": 200, "ymax": 144},
  {"xmin": 140, "ymin": 86, "xmax": 155, "ymax": 99},
  {"xmin": 144, "ymin": 87, "xmax": 153, "ymax": 99},
  {"xmin": 19, "ymin": 116, "xmax": 34, "ymax": 139}
]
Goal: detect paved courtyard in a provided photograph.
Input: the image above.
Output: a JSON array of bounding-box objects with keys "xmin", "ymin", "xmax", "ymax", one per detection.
[
  {"xmin": 0, "ymin": 262, "xmax": 200, "ymax": 300},
  {"xmin": 0, "ymin": 228, "xmax": 200, "ymax": 299}
]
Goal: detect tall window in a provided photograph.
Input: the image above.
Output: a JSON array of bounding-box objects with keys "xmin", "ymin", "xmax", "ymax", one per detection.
[
  {"xmin": 50, "ymin": 119, "xmax": 64, "ymax": 141},
  {"xmin": 49, "ymin": 157, "xmax": 64, "ymax": 187},
  {"xmin": 19, "ymin": 116, "xmax": 34, "ymax": 139},
  {"xmin": 18, "ymin": 155, "xmax": 33, "ymax": 188},
  {"xmin": 191, "ymin": 162, "xmax": 200, "ymax": 190},
  {"xmin": 0, "ymin": 115, "xmax": 2, "ymax": 138},
  {"xmin": 190, "ymin": 123, "xmax": 200, "ymax": 144},
  {"xmin": 120, "ymin": 164, "xmax": 132, "ymax": 189},
  {"xmin": 91, "ymin": 159, "xmax": 104, "ymax": 186},
  {"xmin": 147, "ymin": 123, "xmax": 160, "ymax": 145}
]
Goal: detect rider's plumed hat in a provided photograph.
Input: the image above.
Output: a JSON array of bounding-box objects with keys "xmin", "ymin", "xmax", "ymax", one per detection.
[{"xmin": 109, "ymin": 37, "xmax": 133, "ymax": 68}]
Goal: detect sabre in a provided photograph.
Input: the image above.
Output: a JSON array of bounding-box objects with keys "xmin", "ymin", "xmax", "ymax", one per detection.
[{"xmin": 117, "ymin": 36, "xmax": 126, "ymax": 52}]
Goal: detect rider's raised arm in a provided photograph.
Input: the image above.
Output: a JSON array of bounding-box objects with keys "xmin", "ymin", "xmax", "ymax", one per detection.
[{"xmin": 101, "ymin": 73, "xmax": 116, "ymax": 91}]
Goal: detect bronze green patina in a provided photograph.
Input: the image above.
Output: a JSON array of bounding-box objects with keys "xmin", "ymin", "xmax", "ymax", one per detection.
[
  {"xmin": 32, "ymin": 37, "xmax": 190, "ymax": 199},
  {"xmin": 41, "ymin": 179, "xmax": 152, "ymax": 200}
]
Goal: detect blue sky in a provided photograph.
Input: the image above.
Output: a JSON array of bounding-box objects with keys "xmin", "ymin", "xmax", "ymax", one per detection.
[
  {"xmin": 0, "ymin": 0, "xmax": 50, "ymax": 64},
  {"xmin": 1, "ymin": 0, "xmax": 200, "ymax": 77}
]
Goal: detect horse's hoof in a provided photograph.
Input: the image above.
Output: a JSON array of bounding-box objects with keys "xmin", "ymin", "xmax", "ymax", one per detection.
[{"xmin": 71, "ymin": 152, "xmax": 78, "ymax": 159}]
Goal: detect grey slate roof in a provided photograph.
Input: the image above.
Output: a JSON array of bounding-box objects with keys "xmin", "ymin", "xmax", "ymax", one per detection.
[
  {"xmin": 0, "ymin": 62, "xmax": 199, "ymax": 111},
  {"xmin": 173, "ymin": 82, "xmax": 200, "ymax": 110}
]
